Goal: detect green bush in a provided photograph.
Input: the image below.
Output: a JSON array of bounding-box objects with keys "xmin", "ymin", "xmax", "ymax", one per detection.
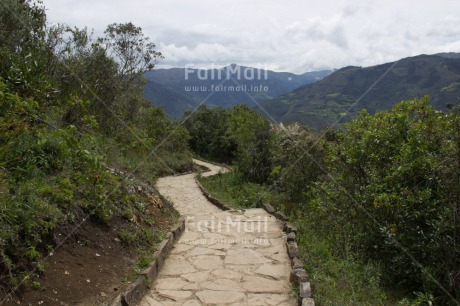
[
  {"xmin": 310, "ymin": 97, "xmax": 460, "ymax": 303},
  {"xmin": 271, "ymin": 123, "xmax": 325, "ymax": 203}
]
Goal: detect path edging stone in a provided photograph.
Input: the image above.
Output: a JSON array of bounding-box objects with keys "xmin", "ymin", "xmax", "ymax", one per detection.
[
  {"xmin": 262, "ymin": 204, "xmax": 315, "ymax": 306},
  {"xmin": 110, "ymin": 216, "xmax": 186, "ymax": 306},
  {"xmin": 284, "ymin": 222, "xmax": 315, "ymax": 306}
]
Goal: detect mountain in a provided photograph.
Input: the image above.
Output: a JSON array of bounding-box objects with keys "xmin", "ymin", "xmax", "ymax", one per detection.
[
  {"xmin": 258, "ymin": 54, "xmax": 460, "ymax": 130},
  {"xmin": 436, "ymin": 52, "xmax": 460, "ymax": 59},
  {"xmin": 143, "ymin": 65, "xmax": 332, "ymax": 118}
]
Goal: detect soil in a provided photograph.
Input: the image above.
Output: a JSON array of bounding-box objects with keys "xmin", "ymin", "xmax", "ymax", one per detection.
[{"xmin": 1, "ymin": 192, "xmax": 176, "ymax": 306}]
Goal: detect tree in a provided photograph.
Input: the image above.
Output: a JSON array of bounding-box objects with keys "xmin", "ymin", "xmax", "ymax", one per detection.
[
  {"xmin": 99, "ymin": 22, "xmax": 163, "ymax": 81},
  {"xmin": 227, "ymin": 104, "xmax": 273, "ymax": 183},
  {"xmin": 184, "ymin": 105, "xmax": 235, "ymax": 163}
]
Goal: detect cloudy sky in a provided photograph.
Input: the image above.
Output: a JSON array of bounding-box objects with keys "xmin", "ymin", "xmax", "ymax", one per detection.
[{"xmin": 43, "ymin": 0, "xmax": 460, "ymax": 73}]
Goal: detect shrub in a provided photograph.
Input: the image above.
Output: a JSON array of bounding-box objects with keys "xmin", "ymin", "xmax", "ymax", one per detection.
[{"xmin": 311, "ymin": 97, "xmax": 460, "ymax": 303}]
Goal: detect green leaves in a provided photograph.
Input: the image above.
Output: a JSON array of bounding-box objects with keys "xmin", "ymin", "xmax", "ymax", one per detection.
[
  {"xmin": 313, "ymin": 97, "xmax": 460, "ymax": 301},
  {"xmin": 100, "ymin": 22, "xmax": 163, "ymax": 78}
]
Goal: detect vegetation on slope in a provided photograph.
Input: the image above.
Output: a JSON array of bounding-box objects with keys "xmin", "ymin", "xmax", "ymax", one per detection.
[
  {"xmin": 260, "ymin": 54, "xmax": 460, "ymax": 130},
  {"xmin": 0, "ymin": 0, "xmax": 191, "ymax": 299},
  {"xmin": 189, "ymin": 99, "xmax": 460, "ymax": 305}
]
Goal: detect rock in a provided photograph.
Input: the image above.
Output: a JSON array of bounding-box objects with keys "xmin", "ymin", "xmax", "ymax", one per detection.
[
  {"xmin": 181, "ymin": 271, "xmax": 210, "ymax": 282},
  {"xmin": 291, "ymin": 268, "xmax": 309, "ymax": 285},
  {"xmin": 190, "ymin": 255, "xmax": 223, "ymax": 270},
  {"xmin": 300, "ymin": 282, "xmax": 312, "ymax": 298},
  {"xmin": 273, "ymin": 211, "xmax": 288, "ymax": 221},
  {"xmin": 225, "ymin": 248, "xmax": 271, "ymax": 265},
  {"xmin": 196, "ymin": 290, "xmax": 245, "ymax": 304},
  {"xmin": 165, "ymin": 232, "xmax": 175, "ymax": 253},
  {"xmin": 122, "ymin": 277, "xmax": 148, "ymax": 305},
  {"xmin": 161, "ymin": 257, "xmax": 196, "ymax": 276},
  {"xmin": 157, "ymin": 289, "xmax": 193, "ymax": 302},
  {"xmin": 141, "ymin": 262, "xmax": 158, "ymax": 281},
  {"xmin": 247, "ymin": 293, "xmax": 292, "ymax": 305},
  {"xmin": 151, "ymin": 251, "xmax": 164, "ymax": 271},
  {"xmin": 156, "ymin": 278, "xmax": 188, "ymax": 290},
  {"xmin": 287, "ymin": 241, "xmax": 299, "ymax": 258},
  {"xmin": 287, "ymin": 232, "xmax": 296, "ymax": 242},
  {"xmin": 292, "ymin": 257, "xmax": 304, "ymax": 270},
  {"xmin": 262, "ymin": 203, "xmax": 276, "ymax": 214},
  {"xmin": 156, "ymin": 233, "xmax": 172, "ymax": 254},
  {"xmin": 284, "ymin": 222, "xmax": 298, "ymax": 234},
  {"xmin": 201, "ymin": 279, "xmax": 244, "ymax": 291},
  {"xmin": 241, "ymin": 275, "xmax": 289, "ymax": 293},
  {"xmin": 255, "ymin": 264, "xmax": 290, "ymax": 280},
  {"xmin": 170, "ymin": 221, "xmax": 183, "ymax": 241},
  {"xmin": 301, "ymin": 297, "xmax": 315, "ymax": 306}
]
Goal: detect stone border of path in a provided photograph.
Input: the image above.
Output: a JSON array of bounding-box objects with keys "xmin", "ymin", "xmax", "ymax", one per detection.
[
  {"xmin": 193, "ymin": 178, "xmax": 315, "ymax": 306},
  {"xmin": 110, "ymin": 213, "xmax": 187, "ymax": 306},
  {"xmin": 262, "ymin": 204, "xmax": 315, "ymax": 306}
]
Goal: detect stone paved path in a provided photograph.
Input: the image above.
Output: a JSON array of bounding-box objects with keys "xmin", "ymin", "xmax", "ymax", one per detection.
[{"xmin": 140, "ymin": 159, "xmax": 295, "ymax": 305}]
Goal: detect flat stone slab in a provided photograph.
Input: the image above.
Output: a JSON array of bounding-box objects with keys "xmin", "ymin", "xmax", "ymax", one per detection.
[
  {"xmin": 157, "ymin": 289, "xmax": 193, "ymax": 302},
  {"xmin": 196, "ymin": 290, "xmax": 246, "ymax": 304},
  {"xmin": 161, "ymin": 258, "xmax": 196, "ymax": 276},
  {"xmin": 140, "ymin": 160, "xmax": 295, "ymax": 305},
  {"xmin": 255, "ymin": 263, "xmax": 291, "ymax": 280},
  {"xmin": 248, "ymin": 293, "xmax": 294, "ymax": 305},
  {"xmin": 225, "ymin": 248, "xmax": 272, "ymax": 265},
  {"xmin": 241, "ymin": 275, "xmax": 290, "ymax": 293}
]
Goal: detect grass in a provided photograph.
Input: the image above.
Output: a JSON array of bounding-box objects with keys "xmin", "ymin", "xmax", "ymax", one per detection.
[
  {"xmin": 198, "ymin": 171, "xmax": 418, "ymax": 305},
  {"xmin": 197, "ymin": 171, "xmax": 274, "ymax": 209}
]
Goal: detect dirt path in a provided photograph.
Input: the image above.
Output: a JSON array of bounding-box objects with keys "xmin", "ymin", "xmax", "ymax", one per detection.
[{"xmin": 140, "ymin": 160, "xmax": 295, "ymax": 305}]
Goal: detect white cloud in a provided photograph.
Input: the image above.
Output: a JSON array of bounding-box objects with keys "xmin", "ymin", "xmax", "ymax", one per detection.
[{"xmin": 42, "ymin": 0, "xmax": 460, "ymax": 73}]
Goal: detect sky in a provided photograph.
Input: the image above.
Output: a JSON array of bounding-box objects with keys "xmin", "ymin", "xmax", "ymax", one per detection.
[{"xmin": 42, "ymin": 0, "xmax": 460, "ymax": 74}]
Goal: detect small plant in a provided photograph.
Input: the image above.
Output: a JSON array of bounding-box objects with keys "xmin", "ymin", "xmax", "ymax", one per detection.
[{"xmin": 117, "ymin": 229, "xmax": 136, "ymax": 246}]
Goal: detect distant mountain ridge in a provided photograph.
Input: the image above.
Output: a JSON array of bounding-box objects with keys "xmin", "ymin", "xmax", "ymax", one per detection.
[
  {"xmin": 258, "ymin": 53, "xmax": 460, "ymax": 130},
  {"xmin": 143, "ymin": 65, "xmax": 332, "ymax": 118}
]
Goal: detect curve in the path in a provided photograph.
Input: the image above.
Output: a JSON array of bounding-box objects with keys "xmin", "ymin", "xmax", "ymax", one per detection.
[{"xmin": 140, "ymin": 160, "xmax": 295, "ymax": 306}]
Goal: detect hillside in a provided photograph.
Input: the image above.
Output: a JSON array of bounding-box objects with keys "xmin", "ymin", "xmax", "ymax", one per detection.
[
  {"xmin": 259, "ymin": 54, "xmax": 460, "ymax": 130},
  {"xmin": 143, "ymin": 65, "xmax": 331, "ymax": 118},
  {"xmin": 0, "ymin": 3, "xmax": 192, "ymax": 304}
]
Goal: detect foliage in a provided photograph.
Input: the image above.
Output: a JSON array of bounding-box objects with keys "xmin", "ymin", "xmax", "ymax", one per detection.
[
  {"xmin": 184, "ymin": 105, "xmax": 235, "ymax": 163},
  {"xmin": 310, "ymin": 97, "xmax": 460, "ymax": 303},
  {"xmin": 197, "ymin": 97, "xmax": 460, "ymax": 304},
  {"xmin": 99, "ymin": 22, "xmax": 163, "ymax": 80},
  {"xmin": 185, "ymin": 104, "xmax": 273, "ymax": 183},
  {"xmin": 270, "ymin": 123, "xmax": 325, "ymax": 203},
  {"xmin": 227, "ymin": 104, "xmax": 273, "ymax": 183},
  {"xmin": 0, "ymin": 0, "xmax": 191, "ymax": 294}
]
